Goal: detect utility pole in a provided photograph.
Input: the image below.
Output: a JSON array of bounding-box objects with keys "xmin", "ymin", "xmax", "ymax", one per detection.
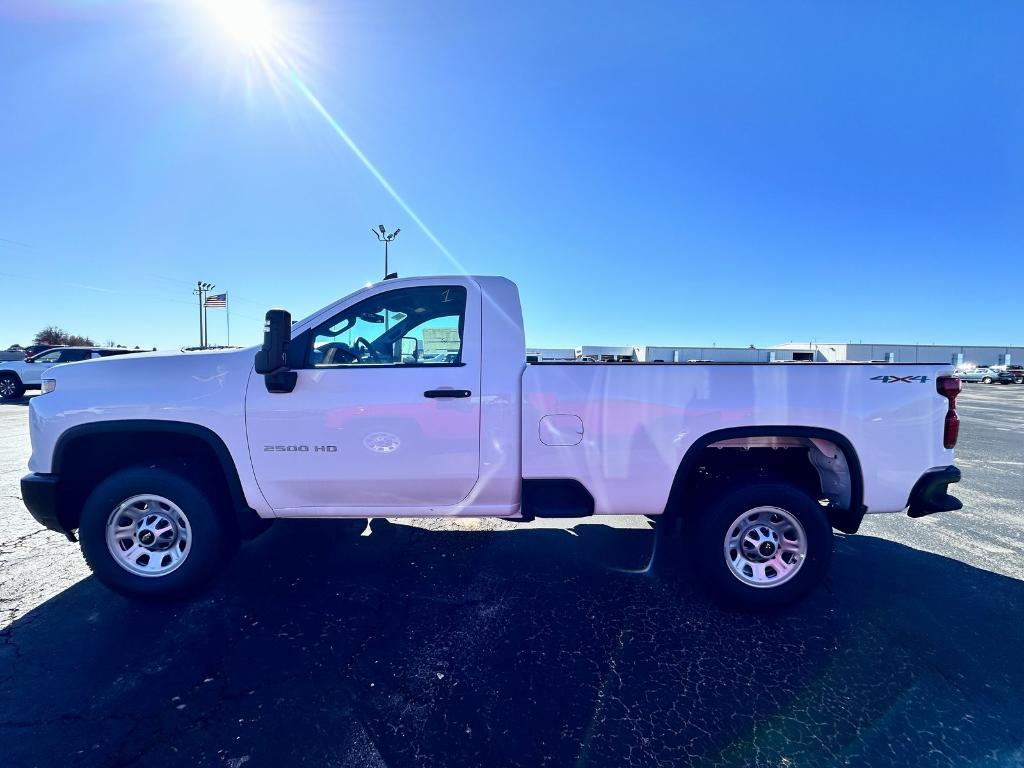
[
  {"xmin": 193, "ymin": 281, "xmax": 214, "ymax": 348},
  {"xmin": 203, "ymin": 283, "xmax": 215, "ymax": 347},
  {"xmin": 371, "ymin": 224, "xmax": 400, "ymax": 280}
]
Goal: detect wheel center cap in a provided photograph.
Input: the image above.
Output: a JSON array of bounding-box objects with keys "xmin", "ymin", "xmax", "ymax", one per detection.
[
  {"xmin": 139, "ymin": 530, "xmax": 156, "ymax": 546},
  {"xmin": 759, "ymin": 541, "xmax": 776, "ymax": 557}
]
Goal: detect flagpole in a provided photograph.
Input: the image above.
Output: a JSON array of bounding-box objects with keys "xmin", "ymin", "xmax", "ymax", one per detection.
[{"xmin": 226, "ymin": 294, "xmax": 230, "ymax": 346}]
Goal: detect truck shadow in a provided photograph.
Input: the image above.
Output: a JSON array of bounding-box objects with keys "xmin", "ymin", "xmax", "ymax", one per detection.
[
  {"xmin": 0, "ymin": 396, "xmax": 33, "ymax": 406},
  {"xmin": 2, "ymin": 520, "xmax": 1022, "ymax": 768}
]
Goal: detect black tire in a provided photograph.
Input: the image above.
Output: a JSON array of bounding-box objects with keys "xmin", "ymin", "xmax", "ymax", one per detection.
[
  {"xmin": 0, "ymin": 373, "xmax": 25, "ymax": 401},
  {"xmin": 693, "ymin": 482, "xmax": 833, "ymax": 609},
  {"xmin": 79, "ymin": 468, "xmax": 238, "ymax": 599}
]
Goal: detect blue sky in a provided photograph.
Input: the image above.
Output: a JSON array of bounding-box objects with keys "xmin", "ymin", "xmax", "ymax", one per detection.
[{"xmin": 1, "ymin": 0, "xmax": 1021, "ymax": 350}]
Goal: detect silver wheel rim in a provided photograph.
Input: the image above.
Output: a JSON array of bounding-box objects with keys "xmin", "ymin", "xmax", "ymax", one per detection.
[
  {"xmin": 0, "ymin": 378, "xmax": 15, "ymax": 397},
  {"xmin": 724, "ymin": 506, "xmax": 807, "ymax": 588},
  {"xmin": 105, "ymin": 495, "xmax": 192, "ymax": 577}
]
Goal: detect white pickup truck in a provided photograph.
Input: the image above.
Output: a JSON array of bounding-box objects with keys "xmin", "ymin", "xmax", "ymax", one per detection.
[{"xmin": 20, "ymin": 275, "xmax": 963, "ymax": 608}]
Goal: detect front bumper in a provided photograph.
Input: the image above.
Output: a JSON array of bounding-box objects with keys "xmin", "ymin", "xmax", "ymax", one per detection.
[
  {"xmin": 907, "ymin": 465, "xmax": 962, "ymax": 518},
  {"xmin": 20, "ymin": 473, "xmax": 74, "ymax": 538}
]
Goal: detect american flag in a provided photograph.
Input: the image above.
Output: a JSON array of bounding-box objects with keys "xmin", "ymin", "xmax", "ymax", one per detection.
[{"xmin": 205, "ymin": 293, "xmax": 227, "ymax": 308}]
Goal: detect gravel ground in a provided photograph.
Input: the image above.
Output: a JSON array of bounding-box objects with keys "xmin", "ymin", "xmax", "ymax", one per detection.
[{"xmin": 1, "ymin": 386, "xmax": 1022, "ymax": 767}]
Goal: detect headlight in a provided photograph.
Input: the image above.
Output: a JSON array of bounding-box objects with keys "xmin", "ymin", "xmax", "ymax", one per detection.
[{"xmin": 40, "ymin": 378, "xmax": 56, "ymax": 394}]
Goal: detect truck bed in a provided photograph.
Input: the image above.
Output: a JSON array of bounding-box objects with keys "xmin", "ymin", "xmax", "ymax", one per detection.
[{"xmin": 521, "ymin": 361, "xmax": 953, "ymax": 516}]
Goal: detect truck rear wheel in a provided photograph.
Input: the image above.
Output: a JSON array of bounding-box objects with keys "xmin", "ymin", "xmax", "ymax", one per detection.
[
  {"xmin": 694, "ymin": 483, "xmax": 832, "ymax": 609},
  {"xmin": 79, "ymin": 468, "xmax": 237, "ymax": 599}
]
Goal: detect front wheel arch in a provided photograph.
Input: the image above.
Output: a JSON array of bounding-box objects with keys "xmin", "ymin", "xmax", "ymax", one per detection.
[{"xmin": 53, "ymin": 420, "xmax": 267, "ymax": 538}]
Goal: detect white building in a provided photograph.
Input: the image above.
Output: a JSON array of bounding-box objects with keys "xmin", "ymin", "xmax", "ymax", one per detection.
[
  {"xmin": 532, "ymin": 342, "xmax": 1020, "ymax": 367},
  {"xmin": 526, "ymin": 347, "xmax": 576, "ymax": 362},
  {"xmin": 771, "ymin": 343, "xmax": 1020, "ymax": 366},
  {"xmin": 632, "ymin": 343, "xmax": 1020, "ymax": 365},
  {"xmin": 641, "ymin": 346, "xmax": 801, "ymax": 363},
  {"xmin": 575, "ymin": 345, "xmax": 637, "ymax": 362}
]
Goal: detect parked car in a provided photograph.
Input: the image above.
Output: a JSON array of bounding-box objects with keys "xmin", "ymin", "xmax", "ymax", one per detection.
[
  {"xmin": 954, "ymin": 368, "xmax": 1011, "ymax": 385},
  {"xmin": 21, "ymin": 275, "xmax": 963, "ymax": 610},
  {"xmin": 1004, "ymin": 365, "xmax": 1024, "ymax": 384},
  {"xmin": 0, "ymin": 347, "xmax": 139, "ymax": 400}
]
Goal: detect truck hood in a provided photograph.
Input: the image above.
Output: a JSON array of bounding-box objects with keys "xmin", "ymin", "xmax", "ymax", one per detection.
[
  {"xmin": 39, "ymin": 347, "xmax": 259, "ymax": 417},
  {"xmin": 48, "ymin": 346, "xmax": 258, "ymax": 376}
]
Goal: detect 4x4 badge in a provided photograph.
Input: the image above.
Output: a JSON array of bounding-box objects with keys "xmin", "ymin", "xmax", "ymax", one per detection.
[{"xmin": 870, "ymin": 375, "xmax": 929, "ymax": 383}]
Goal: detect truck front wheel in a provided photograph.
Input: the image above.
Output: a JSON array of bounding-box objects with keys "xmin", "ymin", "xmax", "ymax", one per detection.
[
  {"xmin": 694, "ymin": 483, "xmax": 832, "ymax": 609},
  {"xmin": 79, "ymin": 468, "xmax": 237, "ymax": 599}
]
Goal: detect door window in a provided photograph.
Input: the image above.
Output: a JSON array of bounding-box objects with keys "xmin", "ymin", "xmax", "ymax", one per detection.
[
  {"xmin": 57, "ymin": 349, "xmax": 92, "ymax": 362},
  {"xmin": 29, "ymin": 350, "xmax": 62, "ymax": 364},
  {"xmin": 309, "ymin": 286, "xmax": 467, "ymax": 368}
]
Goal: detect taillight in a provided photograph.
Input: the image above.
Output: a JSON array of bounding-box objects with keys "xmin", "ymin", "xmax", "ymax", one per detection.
[{"xmin": 937, "ymin": 375, "xmax": 961, "ymax": 449}]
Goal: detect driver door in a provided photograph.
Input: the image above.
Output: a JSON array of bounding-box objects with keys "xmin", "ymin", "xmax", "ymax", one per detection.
[{"xmin": 245, "ymin": 280, "xmax": 482, "ymax": 514}]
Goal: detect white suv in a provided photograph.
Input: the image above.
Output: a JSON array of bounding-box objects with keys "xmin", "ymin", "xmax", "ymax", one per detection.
[{"xmin": 0, "ymin": 347, "xmax": 137, "ymax": 400}]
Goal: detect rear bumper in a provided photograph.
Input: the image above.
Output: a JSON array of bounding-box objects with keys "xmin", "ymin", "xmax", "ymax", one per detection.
[
  {"xmin": 907, "ymin": 465, "xmax": 962, "ymax": 518},
  {"xmin": 20, "ymin": 473, "xmax": 71, "ymax": 536}
]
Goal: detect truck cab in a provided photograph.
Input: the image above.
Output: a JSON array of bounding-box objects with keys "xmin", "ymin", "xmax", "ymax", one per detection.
[{"xmin": 246, "ymin": 276, "xmax": 524, "ymax": 518}]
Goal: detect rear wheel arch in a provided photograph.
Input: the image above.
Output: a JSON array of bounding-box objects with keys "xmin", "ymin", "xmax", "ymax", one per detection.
[
  {"xmin": 663, "ymin": 425, "xmax": 865, "ymax": 533},
  {"xmin": 53, "ymin": 420, "xmax": 266, "ymax": 537}
]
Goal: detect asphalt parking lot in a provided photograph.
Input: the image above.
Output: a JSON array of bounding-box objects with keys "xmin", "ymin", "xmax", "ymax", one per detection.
[{"xmin": 1, "ymin": 385, "xmax": 1022, "ymax": 767}]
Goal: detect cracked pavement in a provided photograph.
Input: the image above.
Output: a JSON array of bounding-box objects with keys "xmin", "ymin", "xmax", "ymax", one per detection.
[{"xmin": 1, "ymin": 386, "xmax": 1023, "ymax": 767}]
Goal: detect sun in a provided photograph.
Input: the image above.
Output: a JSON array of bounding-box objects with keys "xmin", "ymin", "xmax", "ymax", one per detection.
[{"xmin": 198, "ymin": 0, "xmax": 280, "ymax": 53}]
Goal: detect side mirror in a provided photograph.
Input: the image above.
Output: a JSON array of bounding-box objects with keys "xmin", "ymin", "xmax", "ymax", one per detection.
[
  {"xmin": 254, "ymin": 309, "xmax": 291, "ymax": 375},
  {"xmin": 255, "ymin": 309, "xmax": 298, "ymax": 394},
  {"xmin": 396, "ymin": 336, "xmax": 421, "ymax": 362}
]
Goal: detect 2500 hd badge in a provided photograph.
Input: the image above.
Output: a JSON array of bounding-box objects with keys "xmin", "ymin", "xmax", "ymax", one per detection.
[{"xmin": 264, "ymin": 445, "xmax": 338, "ymax": 452}]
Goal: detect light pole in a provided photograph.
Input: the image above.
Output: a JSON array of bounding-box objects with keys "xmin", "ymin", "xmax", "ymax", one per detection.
[
  {"xmin": 371, "ymin": 224, "xmax": 400, "ymax": 280},
  {"xmin": 193, "ymin": 281, "xmax": 215, "ymax": 347}
]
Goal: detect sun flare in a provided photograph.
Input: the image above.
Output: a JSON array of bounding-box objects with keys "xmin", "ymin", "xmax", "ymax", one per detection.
[{"xmin": 198, "ymin": 0, "xmax": 279, "ymax": 53}]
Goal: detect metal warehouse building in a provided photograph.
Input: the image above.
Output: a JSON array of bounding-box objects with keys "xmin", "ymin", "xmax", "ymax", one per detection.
[
  {"xmin": 767, "ymin": 343, "xmax": 1021, "ymax": 366},
  {"xmin": 531, "ymin": 343, "xmax": 1021, "ymax": 366},
  {"xmin": 642, "ymin": 343, "xmax": 1020, "ymax": 365}
]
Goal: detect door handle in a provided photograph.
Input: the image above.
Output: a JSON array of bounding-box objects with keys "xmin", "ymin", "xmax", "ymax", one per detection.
[{"xmin": 423, "ymin": 389, "xmax": 472, "ymax": 399}]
